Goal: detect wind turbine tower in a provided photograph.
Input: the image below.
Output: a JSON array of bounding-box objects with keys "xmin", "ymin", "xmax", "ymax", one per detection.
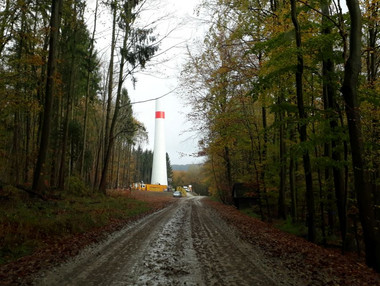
[{"xmin": 151, "ymin": 98, "xmax": 168, "ymax": 186}]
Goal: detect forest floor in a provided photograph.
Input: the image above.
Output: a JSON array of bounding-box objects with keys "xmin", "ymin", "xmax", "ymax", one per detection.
[
  {"xmin": 0, "ymin": 191, "xmax": 379, "ymax": 285},
  {"xmin": 0, "ymin": 190, "xmax": 175, "ymax": 285},
  {"xmin": 204, "ymin": 199, "xmax": 380, "ymax": 285}
]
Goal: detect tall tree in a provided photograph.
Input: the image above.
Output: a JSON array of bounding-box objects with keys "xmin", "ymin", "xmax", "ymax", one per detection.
[
  {"xmin": 103, "ymin": 0, "xmax": 117, "ymax": 165},
  {"xmin": 58, "ymin": 0, "xmax": 82, "ymax": 190},
  {"xmin": 290, "ymin": 0, "xmax": 316, "ymax": 242},
  {"xmin": 341, "ymin": 0, "xmax": 380, "ymax": 271},
  {"xmin": 99, "ymin": 0, "xmax": 158, "ymax": 193},
  {"xmin": 33, "ymin": 0, "xmax": 64, "ymax": 192},
  {"xmin": 80, "ymin": 0, "xmax": 99, "ymax": 177},
  {"xmin": 321, "ymin": 0, "xmax": 347, "ymax": 250}
]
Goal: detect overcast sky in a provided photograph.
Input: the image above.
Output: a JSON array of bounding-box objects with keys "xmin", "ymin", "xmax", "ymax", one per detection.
[{"xmin": 86, "ymin": 0, "xmax": 207, "ymax": 165}]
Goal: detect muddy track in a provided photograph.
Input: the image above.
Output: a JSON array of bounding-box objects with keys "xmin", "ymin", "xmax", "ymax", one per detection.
[
  {"xmin": 191, "ymin": 198, "xmax": 277, "ymax": 285},
  {"xmin": 32, "ymin": 197, "xmax": 303, "ymax": 285}
]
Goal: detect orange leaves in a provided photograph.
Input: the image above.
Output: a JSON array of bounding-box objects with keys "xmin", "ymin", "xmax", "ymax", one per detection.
[
  {"xmin": 24, "ymin": 54, "xmax": 45, "ymax": 67},
  {"xmin": 205, "ymin": 198, "xmax": 380, "ymax": 285}
]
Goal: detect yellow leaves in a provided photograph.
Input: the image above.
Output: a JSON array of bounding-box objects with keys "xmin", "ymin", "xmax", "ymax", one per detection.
[
  {"xmin": 24, "ymin": 55, "xmax": 45, "ymax": 67},
  {"xmin": 360, "ymin": 0, "xmax": 380, "ymax": 19},
  {"xmin": 216, "ymin": 65, "xmax": 230, "ymax": 75},
  {"xmin": 0, "ymin": 93, "xmax": 42, "ymax": 115}
]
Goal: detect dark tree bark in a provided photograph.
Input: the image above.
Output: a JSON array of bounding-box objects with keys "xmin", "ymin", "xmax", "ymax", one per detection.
[
  {"xmin": 81, "ymin": 0, "xmax": 99, "ymax": 177},
  {"xmin": 288, "ymin": 117, "xmax": 298, "ymax": 222},
  {"xmin": 104, "ymin": 1, "xmax": 117, "ymax": 163},
  {"xmin": 58, "ymin": 1, "xmax": 79, "ymax": 190},
  {"xmin": 290, "ymin": 0, "xmax": 316, "ymax": 242},
  {"xmin": 366, "ymin": 0, "xmax": 377, "ymax": 86},
  {"xmin": 57, "ymin": 85, "xmax": 72, "ymax": 190},
  {"xmin": 321, "ymin": 0, "xmax": 347, "ymax": 251},
  {"xmin": 342, "ymin": 0, "xmax": 380, "ymax": 271},
  {"xmin": 98, "ymin": 1, "xmax": 117, "ymax": 192},
  {"xmin": 99, "ymin": 20, "xmax": 129, "ymax": 193},
  {"xmin": 365, "ymin": 0, "xmax": 380, "ymax": 221},
  {"xmin": 261, "ymin": 106, "xmax": 271, "ymax": 220},
  {"xmin": 32, "ymin": 0, "xmax": 63, "ymax": 192},
  {"xmin": 278, "ymin": 94, "xmax": 287, "ymax": 220}
]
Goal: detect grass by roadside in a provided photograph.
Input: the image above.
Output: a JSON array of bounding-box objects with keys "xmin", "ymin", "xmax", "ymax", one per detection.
[
  {"xmin": 0, "ymin": 188, "xmax": 175, "ymax": 285},
  {"xmin": 0, "ymin": 189, "xmax": 172, "ymax": 266}
]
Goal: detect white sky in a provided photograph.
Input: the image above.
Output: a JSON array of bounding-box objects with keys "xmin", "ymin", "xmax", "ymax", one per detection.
[{"xmin": 85, "ymin": 0, "xmax": 207, "ymax": 165}]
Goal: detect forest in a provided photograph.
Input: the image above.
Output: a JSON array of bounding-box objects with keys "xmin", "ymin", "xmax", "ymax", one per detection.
[
  {"xmin": 0, "ymin": 0, "xmax": 162, "ymax": 195},
  {"xmin": 0, "ymin": 0, "xmax": 379, "ymax": 273},
  {"xmin": 179, "ymin": 0, "xmax": 380, "ymax": 272}
]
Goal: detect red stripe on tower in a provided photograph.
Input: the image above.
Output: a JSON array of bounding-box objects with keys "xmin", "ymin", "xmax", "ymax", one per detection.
[{"xmin": 155, "ymin": 111, "xmax": 165, "ymax": 119}]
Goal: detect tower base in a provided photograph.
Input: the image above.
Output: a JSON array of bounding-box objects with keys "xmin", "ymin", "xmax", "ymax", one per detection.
[{"xmin": 145, "ymin": 184, "xmax": 167, "ymax": 192}]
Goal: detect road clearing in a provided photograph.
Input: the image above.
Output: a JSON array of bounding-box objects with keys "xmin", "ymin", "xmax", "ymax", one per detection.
[{"xmin": 33, "ymin": 196, "xmax": 303, "ymax": 285}]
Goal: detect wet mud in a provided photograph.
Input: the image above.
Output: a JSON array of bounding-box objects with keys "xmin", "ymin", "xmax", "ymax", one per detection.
[{"xmin": 32, "ymin": 196, "xmax": 303, "ymax": 285}]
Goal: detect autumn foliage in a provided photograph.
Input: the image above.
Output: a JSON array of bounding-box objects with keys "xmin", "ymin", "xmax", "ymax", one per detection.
[{"xmin": 180, "ymin": 0, "xmax": 380, "ymax": 271}]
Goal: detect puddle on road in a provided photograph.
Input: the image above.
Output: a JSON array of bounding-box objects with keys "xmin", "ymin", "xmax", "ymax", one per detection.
[
  {"xmin": 127, "ymin": 200, "xmax": 203, "ymax": 286},
  {"xmin": 32, "ymin": 197, "xmax": 285, "ymax": 286}
]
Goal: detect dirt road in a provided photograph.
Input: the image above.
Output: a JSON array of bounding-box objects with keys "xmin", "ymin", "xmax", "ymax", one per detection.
[{"xmin": 32, "ymin": 196, "xmax": 304, "ymax": 285}]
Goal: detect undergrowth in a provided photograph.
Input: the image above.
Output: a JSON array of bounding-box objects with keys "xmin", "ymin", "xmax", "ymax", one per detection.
[
  {"xmin": 240, "ymin": 208, "xmax": 261, "ymax": 219},
  {"xmin": 239, "ymin": 207, "xmax": 308, "ymax": 237},
  {"xmin": 0, "ymin": 190, "xmax": 149, "ymax": 265},
  {"xmin": 275, "ymin": 216, "xmax": 308, "ymax": 237}
]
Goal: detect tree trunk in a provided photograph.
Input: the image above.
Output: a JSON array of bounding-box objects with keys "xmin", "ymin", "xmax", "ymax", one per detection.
[
  {"xmin": 366, "ymin": 0, "xmax": 380, "ymax": 221},
  {"xmin": 261, "ymin": 106, "xmax": 271, "ymax": 220},
  {"xmin": 290, "ymin": 0, "xmax": 316, "ymax": 242},
  {"xmin": 99, "ymin": 24, "xmax": 129, "ymax": 193},
  {"xmin": 342, "ymin": 0, "xmax": 380, "ymax": 271},
  {"xmin": 321, "ymin": 0, "xmax": 348, "ymax": 251},
  {"xmin": 33, "ymin": 0, "xmax": 63, "ymax": 192},
  {"xmin": 115, "ymin": 141, "xmax": 121, "ymax": 189},
  {"xmin": 58, "ymin": 87, "xmax": 72, "ymax": 190},
  {"xmin": 93, "ymin": 126, "xmax": 103, "ymax": 190},
  {"xmin": 58, "ymin": 2, "xmax": 78, "ymax": 190},
  {"xmin": 224, "ymin": 145, "xmax": 232, "ymax": 193},
  {"xmin": 104, "ymin": 2, "xmax": 117, "ymax": 162},
  {"xmin": 81, "ymin": 0, "xmax": 98, "ymax": 177},
  {"xmin": 289, "ymin": 152, "xmax": 297, "ymax": 221},
  {"xmin": 278, "ymin": 95, "xmax": 287, "ymax": 219}
]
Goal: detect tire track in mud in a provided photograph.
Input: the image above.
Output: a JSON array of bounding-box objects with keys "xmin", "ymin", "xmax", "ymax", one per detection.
[
  {"xmin": 125, "ymin": 197, "xmax": 203, "ymax": 285},
  {"xmin": 33, "ymin": 196, "xmax": 298, "ymax": 285},
  {"xmin": 33, "ymin": 198, "xmax": 203, "ymax": 286},
  {"xmin": 191, "ymin": 198, "xmax": 277, "ymax": 286},
  {"xmin": 32, "ymin": 201, "xmax": 181, "ymax": 285}
]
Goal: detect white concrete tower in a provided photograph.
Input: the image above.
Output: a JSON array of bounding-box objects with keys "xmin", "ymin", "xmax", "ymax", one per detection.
[{"xmin": 151, "ymin": 99, "xmax": 168, "ymax": 186}]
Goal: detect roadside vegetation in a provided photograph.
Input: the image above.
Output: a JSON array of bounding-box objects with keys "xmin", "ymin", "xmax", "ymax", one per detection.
[
  {"xmin": 0, "ymin": 186, "xmax": 169, "ymax": 266},
  {"xmin": 0, "ymin": 0, "xmax": 172, "ymax": 270},
  {"xmin": 205, "ymin": 199, "xmax": 380, "ymax": 285},
  {"xmin": 180, "ymin": 0, "xmax": 380, "ymax": 272}
]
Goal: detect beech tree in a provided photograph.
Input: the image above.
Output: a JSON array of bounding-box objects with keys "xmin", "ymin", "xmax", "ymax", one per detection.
[
  {"xmin": 341, "ymin": 0, "xmax": 380, "ymax": 271},
  {"xmin": 290, "ymin": 0, "xmax": 316, "ymax": 242},
  {"xmin": 33, "ymin": 0, "xmax": 64, "ymax": 192},
  {"xmin": 181, "ymin": 0, "xmax": 380, "ymax": 271}
]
